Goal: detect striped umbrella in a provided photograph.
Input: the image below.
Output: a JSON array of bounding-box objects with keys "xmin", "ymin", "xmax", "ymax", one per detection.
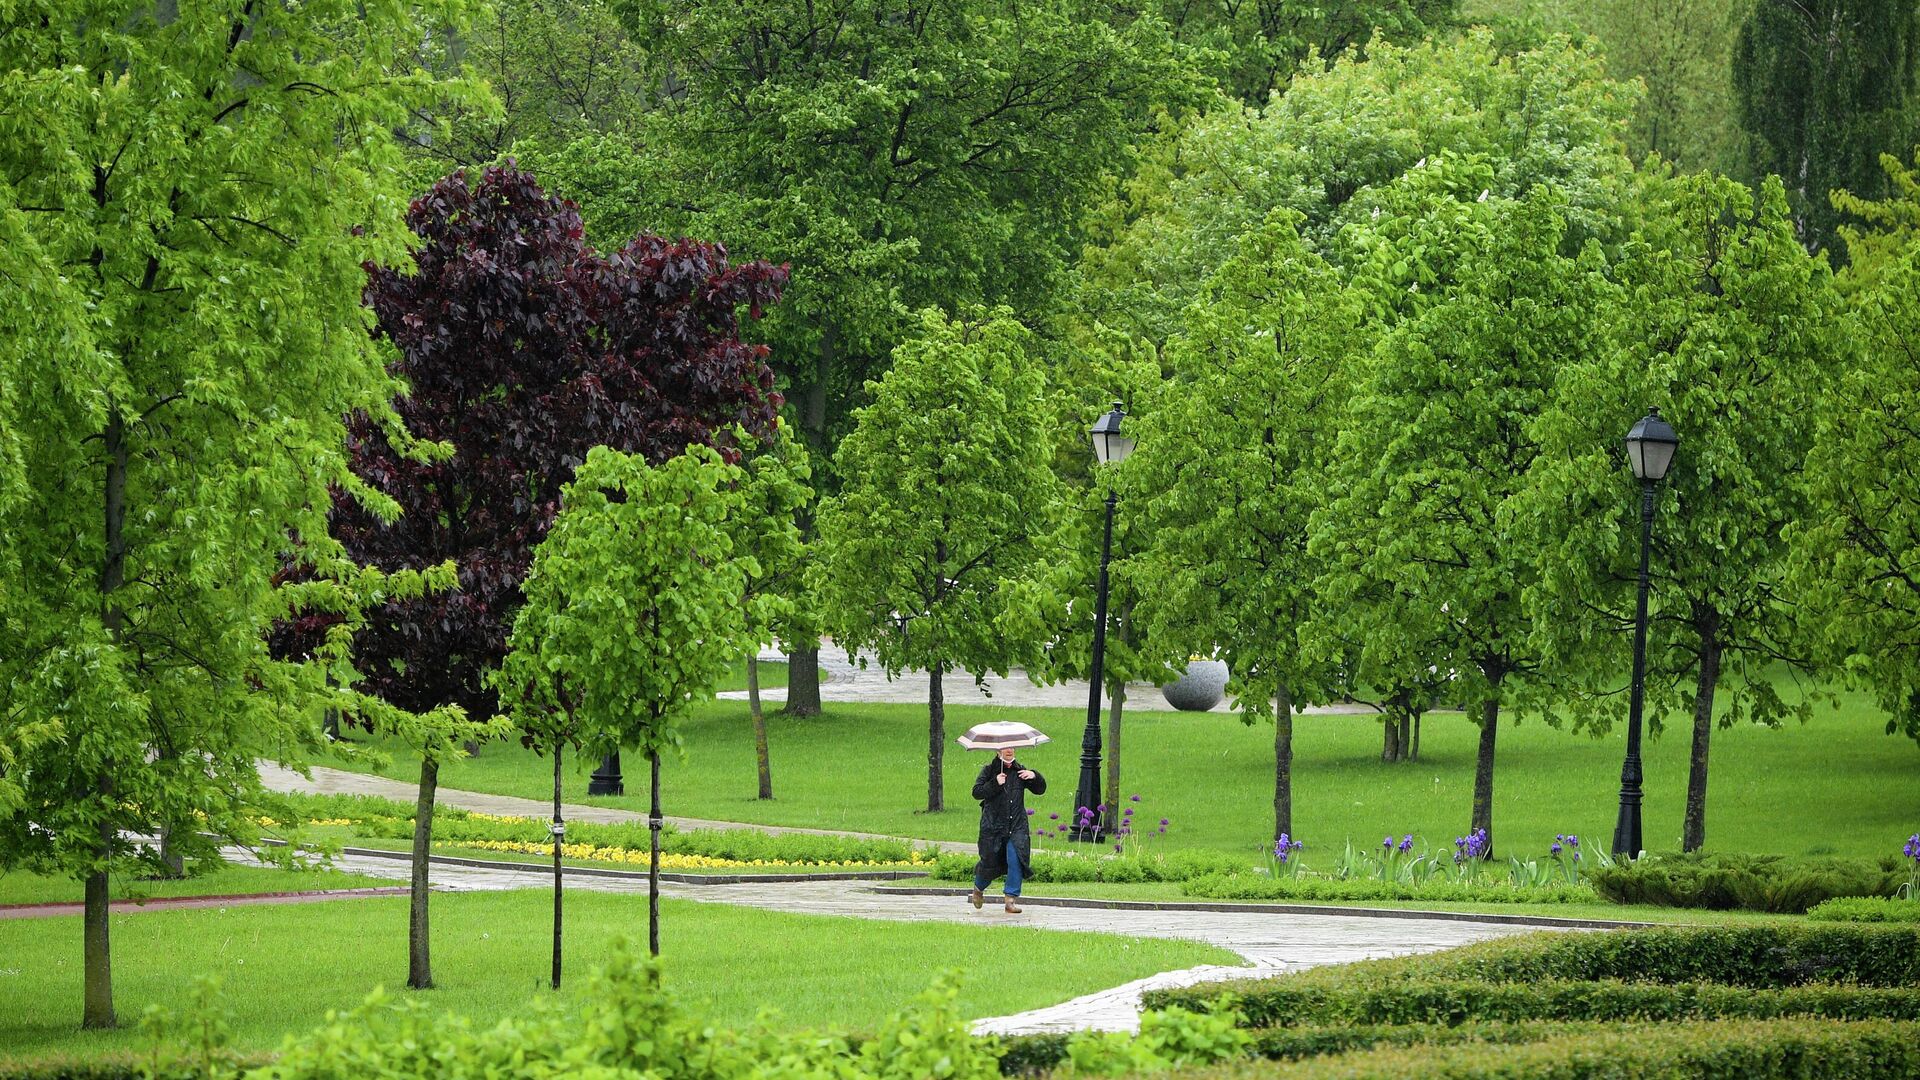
[{"xmin": 955, "ymin": 720, "xmax": 1051, "ymax": 751}]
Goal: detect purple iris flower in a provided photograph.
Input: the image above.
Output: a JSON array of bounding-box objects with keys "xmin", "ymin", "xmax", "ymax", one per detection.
[{"xmin": 1399, "ymin": 835, "xmax": 1414, "ymax": 853}]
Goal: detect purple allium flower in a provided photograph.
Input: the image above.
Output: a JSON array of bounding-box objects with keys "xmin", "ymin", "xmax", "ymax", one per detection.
[
  {"xmin": 1114, "ymin": 843, "xmax": 1123, "ymax": 853},
  {"xmin": 1159, "ymin": 818, "xmax": 1170, "ymax": 826},
  {"xmin": 1130, "ymin": 794, "xmax": 1142, "ymax": 802},
  {"xmin": 1399, "ymin": 835, "xmax": 1414, "ymax": 853},
  {"xmin": 1157, "ymin": 826, "xmax": 1167, "ymax": 834},
  {"xmin": 1026, "ymin": 808, "xmax": 1035, "ymax": 816},
  {"xmin": 1050, "ymin": 813, "xmax": 1060, "ymax": 821},
  {"xmin": 1123, "ymin": 807, "xmax": 1134, "ymax": 817},
  {"xmin": 1097, "ymin": 804, "xmax": 1107, "ymax": 813}
]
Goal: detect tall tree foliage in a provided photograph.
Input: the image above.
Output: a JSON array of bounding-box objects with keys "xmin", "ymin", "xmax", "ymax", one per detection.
[
  {"xmin": 1732, "ymin": 0, "xmax": 1920, "ymax": 257},
  {"xmin": 1314, "ymin": 185, "xmax": 1615, "ymax": 857},
  {"xmin": 291, "ymin": 164, "xmax": 783, "ymax": 989},
  {"xmin": 0, "ymin": 0, "xmax": 478, "ymax": 1029},
  {"xmin": 1129, "ymin": 216, "xmax": 1366, "ymax": 843},
  {"xmin": 1155, "ymin": 0, "xmax": 1460, "ymax": 108},
  {"xmin": 498, "ymin": 445, "xmax": 751, "ymax": 965},
  {"xmin": 1526, "ymin": 174, "xmax": 1843, "ymax": 852},
  {"xmin": 815, "ymin": 310, "xmax": 1061, "ymax": 813}
]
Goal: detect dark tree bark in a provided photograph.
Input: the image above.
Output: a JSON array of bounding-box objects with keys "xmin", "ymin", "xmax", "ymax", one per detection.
[
  {"xmin": 1683, "ymin": 611, "xmax": 1724, "ymax": 852},
  {"xmin": 1472, "ymin": 699, "xmax": 1499, "ymax": 858},
  {"xmin": 1103, "ymin": 679, "xmax": 1126, "ymax": 826},
  {"xmin": 551, "ymin": 745, "xmax": 563, "ymax": 990},
  {"xmin": 927, "ymin": 665, "xmax": 945, "ymax": 813},
  {"xmin": 86, "ymin": 410, "xmax": 127, "ymax": 1030},
  {"xmin": 648, "ymin": 751, "xmax": 662, "ymax": 957},
  {"xmin": 783, "ymin": 641, "xmax": 823, "ymax": 717},
  {"xmin": 1273, "ymin": 683, "xmax": 1294, "ymax": 842},
  {"xmin": 1381, "ymin": 716, "xmax": 1401, "ymax": 762},
  {"xmin": 749, "ymin": 656, "xmax": 773, "ymax": 799},
  {"xmin": 1397, "ymin": 714, "xmax": 1412, "ymax": 762},
  {"xmin": 1411, "ymin": 712, "xmax": 1422, "ymax": 762},
  {"xmin": 408, "ymin": 756, "xmax": 438, "ymax": 989}
]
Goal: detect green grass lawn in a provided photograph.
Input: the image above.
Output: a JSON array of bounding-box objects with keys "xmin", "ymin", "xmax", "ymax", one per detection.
[
  {"xmin": 716, "ymin": 659, "xmax": 793, "ymax": 693},
  {"xmin": 313, "ymin": 681, "xmax": 1920, "ymax": 864},
  {"xmin": 0, "ymin": 888, "xmax": 1239, "ymax": 1063},
  {"xmin": 0, "ymin": 863, "xmax": 395, "ymax": 908}
]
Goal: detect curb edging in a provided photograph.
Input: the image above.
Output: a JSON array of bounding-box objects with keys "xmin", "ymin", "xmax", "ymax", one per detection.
[
  {"xmin": 870, "ymin": 886, "xmax": 1657, "ymax": 929},
  {"xmin": 324, "ymin": 843, "xmax": 933, "ymax": 885}
]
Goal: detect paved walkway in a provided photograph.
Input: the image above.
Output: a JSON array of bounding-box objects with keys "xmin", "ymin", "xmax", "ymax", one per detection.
[
  {"xmin": 259, "ymin": 763, "xmax": 973, "ymax": 854},
  {"xmin": 291, "ymin": 847, "xmax": 1536, "ymax": 1035},
  {"xmin": 729, "ymin": 644, "xmax": 1382, "ymax": 716}
]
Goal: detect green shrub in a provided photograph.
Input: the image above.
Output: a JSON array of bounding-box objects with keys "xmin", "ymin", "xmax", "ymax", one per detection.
[
  {"xmin": 1179, "ymin": 871, "xmax": 1597, "ymax": 905},
  {"xmin": 1809, "ymin": 897, "xmax": 1920, "ymax": 923},
  {"xmin": 1144, "ymin": 978, "xmax": 1920, "ymax": 1029},
  {"xmin": 1060, "ymin": 1000, "xmax": 1252, "ymax": 1074},
  {"xmin": 0, "ymin": 1058, "xmax": 272, "ymax": 1080},
  {"xmin": 1145, "ymin": 925, "xmax": 1920, "ymax": 1010},
  {"xmin": 1183, "ymin": 1019, "xmax": 1920, "ymax": 1079},
  {"xmin": 930, "ymin": 849, "xmax": 1249, "ymax": 883},
  {"xmin": 1589, "ymin": 850, "xmax": 1903, "ymax": 912}
]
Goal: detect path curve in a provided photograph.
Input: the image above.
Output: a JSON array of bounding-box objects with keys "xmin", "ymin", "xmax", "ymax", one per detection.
[{"xmin": 297, "ymin": 848, "xmax": 1538, "ymax": 1035}]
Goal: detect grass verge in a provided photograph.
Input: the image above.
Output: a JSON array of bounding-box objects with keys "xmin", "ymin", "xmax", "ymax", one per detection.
[
  {"xmin": 0, "ymin": 863, "xmax": 395, "ymax": 909},
  {"xmin": 0, "ymin": 887, "xmax": 1238, "ymax": 1063}
]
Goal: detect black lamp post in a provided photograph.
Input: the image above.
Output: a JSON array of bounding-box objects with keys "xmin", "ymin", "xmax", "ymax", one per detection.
[
  {"xmin": 588, "ymin": 751, "xmax": 623, "ymax": 796},
  {"xmin": 1072, "ymin": 402, "xmax": 1135, "ymax": 842},
  {"xmin": 1612, "ymin": 407, "xmax": 1678, "ymax": 860}
]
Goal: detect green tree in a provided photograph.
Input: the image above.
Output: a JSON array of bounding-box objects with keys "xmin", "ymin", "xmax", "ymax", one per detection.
[
  {"xmin": 814, "ymin": 310, "xmax": 1062, "ymax": 813},
  {"xmin": 1835, "ymin": 150, "xmax": 1920, "ymax": 295},
  {"xmin": 1072, "ymin": 29, "xmax": 1635, "ymax": 357},
  {"xmin": 546, "ymin": 2, "xmax": 1204, "ymax": 714},
  {"xmin": 1525, "ymin": 174, "xmax": 1843, "ymax": 852},
  {"xmin": 729, "ymin": 420, "xmax": 813, "ymax": 800},
  {"xmin": 1314, "ymin": 186, "xmax": 1616, "ymax": 857},
  {"xmin": 1732, "ymin": 0, "xmax": 1920, "ymax": 257},
  {"xmin": 496, "ymin": 445, "xmax": 752, "ymax": 961},
  {"xmin": 1128, "ymin": 216, "xmax": 1368, "ymax": 842},
  {"xmin": 1155, "ymin": 0, "xmax": 1460, "ymax": 108},
  {"xmin": 0, "ymin": 0, "xmax": 479, "ymax": 1028}
]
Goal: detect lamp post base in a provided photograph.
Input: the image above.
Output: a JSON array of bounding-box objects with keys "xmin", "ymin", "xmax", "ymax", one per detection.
[{"xmin": 588, "ymin": 752, "xmax": 623, "ymax": 797}]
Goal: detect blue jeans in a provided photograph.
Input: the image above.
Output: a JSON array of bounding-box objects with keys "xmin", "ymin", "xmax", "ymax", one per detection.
[{"xmin": 974, "ymin": 837, "xmax": 1022, "ymax": 897}]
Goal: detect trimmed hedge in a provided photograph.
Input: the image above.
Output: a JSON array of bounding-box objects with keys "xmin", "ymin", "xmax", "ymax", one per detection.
[
  {"xmin": 929, "ymin": 849, "xmax": 1249, "ymax": 883},
  {"xmin": 0, "ymin": 1056, "xmax": 273, "ymax": 1080},
  {"xmin": 996, "ymin": 1021, "xmax": 1604, "ymax": 1075},
  {"xmin": 1809, "ymin": 897, "xmax": 1920, "ymax": 923},
  {"xmin": 1145, "ymin": 977, "xmax": 1920, "ymax": 1029},
  {"xmin": 1179, "ymin": 871, "xmax": 1597, "ymax": 905},
  {"xmin": 1151, "ymin": 924, "xmax": 1920, "ymax": 995},
  {"xmin": 1182, "ymin": 1019, "xmax": 1920, "ymax": 1079},
  {"xmin": 1589, "ymin": 851, "xmax": 1903, "ymax": 912}
]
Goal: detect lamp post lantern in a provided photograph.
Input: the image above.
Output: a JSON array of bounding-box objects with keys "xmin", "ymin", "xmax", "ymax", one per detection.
[
  {"xmin": 1073, "ymin": 402, "xmax": 1134, "ymax": 842},
  {"xmin": 1612, "ymin": 407, "xmax": 1677, "ymax": 860},
  {"xmin": 589, "ymin": 751, "xmax": 623, "ymax": 796}
]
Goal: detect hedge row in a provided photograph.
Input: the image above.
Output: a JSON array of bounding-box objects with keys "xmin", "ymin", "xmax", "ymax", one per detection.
[
  {"xmin": 995, "ymin": 1021, "xmax": 1607, "ymax": 1075},
  {"xmin": 1184, "ymin": 1019, "xmax": 1920, "ymax": 1080},
  {"xmin": 0, "ymin": 1056, "xmax": 272, "ymax": 1080},
  {"xmin": 1178, "ymin": 870, "xmax": 1597, "ymax": 905},
  {"xmin": 1141, "ymin": 977, "xmax": 1920, "ymax": 1029},
  {"xmin": 1809, "ymin": 897, "xmax": 1920, "ymax": 923},
  {"xmin": 1159, "ymin": 924, "xmax": 1920, "ymax": 994},
  {"xmin": 1588, "ymin": 851, "xmax": 1905, "ymax": 912},
  {"xmin": 928, "ymin": 848, "xmax": 1249, "ymax": 883}
]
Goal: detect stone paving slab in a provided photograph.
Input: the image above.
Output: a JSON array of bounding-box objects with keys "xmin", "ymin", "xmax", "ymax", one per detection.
[
  {"xmin": 734, "ymin": 645, "xmax": 1386, "ymax": 717},
  {"xmin": 259, "ymin": 762, "xmax": 973, "ymax": 853},
  {"xmin": 299, "ymin": 849, "xmax": 1540, "ymax": 1035}
]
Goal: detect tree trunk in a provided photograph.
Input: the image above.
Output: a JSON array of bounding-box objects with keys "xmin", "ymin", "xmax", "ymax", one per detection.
[
  {"xmin": 749, "ymin": 656, "xmax": 773, "ymax": 799},
  {"xmin": 551, "ymin": 744, "xmax": 563, "ymax": 991},
  {"xmin": 926, "ymin": 665, "xmax": 945, "ymax": 813},
  {"xmin": 1273, "ymin": 683, "xmax": 1293, "ymax": 842},
  {"xmin": 782, "ymin": 641, "xmax": 823, "ymax": 717},
  {"xmin": 86, "ymin": 409, "xmax": 127, "ymax": 1030},
  {"xmin": 1683, "ymin": 614, "xmax": 1723, "ymax": 853},
  {"xmin": 83, "ymin": 811, "xmax": 115, "ymax": 1030},
  {"xmin": 1397, "ymin": 714, "xmax": 1412, "ymax": 762},
  {"xmin": 1104, "ymin": 679, "xmax": 1125, "ymax": 832},
  {"xmin": 1410, "ymin": 712, "xmax": 1422, "ymax": 762},
  {"xmin": 648, "ymin": 751, "xmax": 662, "ymax": 957},
  {"xmin": 1381, "ymin": 716, "xmax": 1400, "ymax": 762},
  {"xmin": 1472, "ymin": 699, "xmax": 1499, "ymax": 858},
  {"xmin": 408, "ymin": 756, "xmax": 437, "ymax": 989}
]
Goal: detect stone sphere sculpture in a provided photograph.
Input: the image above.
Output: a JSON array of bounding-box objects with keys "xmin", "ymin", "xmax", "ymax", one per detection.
[{"xmin": 1160, "ymin": 658, "xmax": 1228, "ymax": 711}]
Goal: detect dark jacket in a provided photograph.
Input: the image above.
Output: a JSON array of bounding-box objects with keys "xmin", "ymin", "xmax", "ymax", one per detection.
[{"xmin": 974, "ymin": 757, "xmax": 1046, "ymax": 880}]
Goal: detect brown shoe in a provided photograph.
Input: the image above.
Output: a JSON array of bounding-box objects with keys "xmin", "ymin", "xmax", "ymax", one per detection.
[
  {"xmin": 1004, "ymin": 896, "xmax": 1022, "ymax": 914},
  {"xmin": 969, "ymin": 888, "xmax": 984, "ymax": 909}
]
